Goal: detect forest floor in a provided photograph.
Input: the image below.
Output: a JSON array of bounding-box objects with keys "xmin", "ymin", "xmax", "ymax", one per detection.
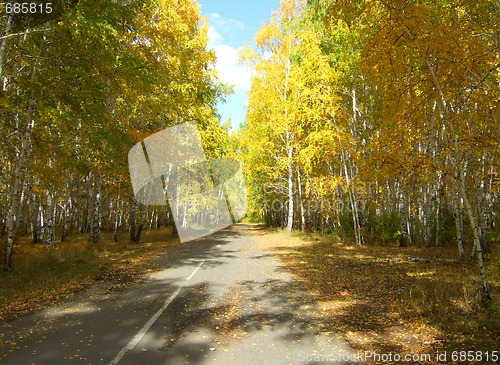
[
  {"xmin": 0, "ymin": 228, "xmax": 179, "ymax": 323},
  {"xmin": 258, "ymin": 228, "xmax": 500, "ymax": 359}
]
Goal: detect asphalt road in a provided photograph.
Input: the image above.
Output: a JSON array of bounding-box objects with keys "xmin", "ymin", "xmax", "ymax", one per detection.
[{"xmin": 0, "ymin": 224, "xmax": 356, "ymax": 365}]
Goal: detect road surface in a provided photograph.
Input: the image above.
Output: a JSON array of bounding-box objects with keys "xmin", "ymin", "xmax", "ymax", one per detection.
[{"xmin": 0, "ymin": 224, "xmax": 356, "ymax": 364}]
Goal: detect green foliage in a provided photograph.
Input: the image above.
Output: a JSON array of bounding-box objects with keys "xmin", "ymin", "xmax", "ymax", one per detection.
[{"xmin": 363, "ymin": 211, "xmax": 401, "ymax": 244}]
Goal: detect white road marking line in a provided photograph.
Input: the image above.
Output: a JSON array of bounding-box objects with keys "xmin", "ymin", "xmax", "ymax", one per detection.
[
  {"xmin": 186, "ymin": 262, "xmax": 202, "ymax": 281},
  {"xmin": 109, "ymin": 260, "xmax": 205, "ymax": 365}
]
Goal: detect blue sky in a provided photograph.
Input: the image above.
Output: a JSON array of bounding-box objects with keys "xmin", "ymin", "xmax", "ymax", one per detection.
[{"xmin": 197, "ymin": 0, "xmax": 281, "ymax": 131}]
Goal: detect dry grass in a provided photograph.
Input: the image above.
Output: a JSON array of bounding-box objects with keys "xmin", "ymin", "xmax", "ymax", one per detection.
[{"xmin": 260, "ymin": 229, "xmax": 500, "ymax": 363}]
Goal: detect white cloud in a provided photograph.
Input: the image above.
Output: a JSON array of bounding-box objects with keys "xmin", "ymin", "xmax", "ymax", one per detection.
[
  {"xmin": 207, "ymin": 13, "xmax": 244, "ymax": 49},
  {"xmin": 207, "ymin": 25, "xmax": 223, "ymax": 47},
  {"xmin": 209, "ymin": 13, "xmax": 244, "ymax": 35},
  {"xmin": 214, "ymin": 45, "xmax": 251, "ymax": 92},
  {"xmin": 206, "ymin": 13, "xmax": 251, "ymax": 92}
]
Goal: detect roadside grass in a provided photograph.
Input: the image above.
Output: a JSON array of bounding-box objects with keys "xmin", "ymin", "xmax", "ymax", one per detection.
[
  {"xmin": 0, "ymin": 228, "xmax": 179, "ymax": 323},
  {"xmin": 260, "ymin": 229, "xmax": 500, "ymax": 360}
]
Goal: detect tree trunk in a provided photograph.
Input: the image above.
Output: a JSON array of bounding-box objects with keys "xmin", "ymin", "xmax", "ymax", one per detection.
[
  {"xmin": 452, "ymin": 193, "xmax": 465, "ymax": 259},
  {"xmin": 434, "ymin": 172, "xmax": 442, "ymax": 247},
  {"xmin": 89, "ymin": 174, "xmax": 101, "ymax": 243},
  {"xmin": 134, "ymin": 205, "xmax": 148, "ymax": 243},
  {"xmin": 113, "ymin": 199, "xmax": 120, "ymax": 242},
  {"xmin": 399, "ymin": 184, "xmax": 409, "ymax": 247},
  {"xmin": 45, "ymin": 186, "xmax": 55, "ymax": 251},
  {"xmin": 286, "ymin": 145, "xmax": 294, "ymax": 232},
  {"xmin": 297, "ymin": 166, "xmax": 305, "ymax": 232},
  {"xmin": 168, "ymin": 170, "xmax": 179, "ymax": 238},
  {"xmin": 60, "ymin": 203, "xmax": 67, "ymax": 242},
  {"xmin": 28, "ymin": 181, "xmax": 40, "ymax": 244},
  {"xmin": 129, "ymin": 196, "xmax": 137, "ymax": 242},
  {"xmin": 422, "ymin": 184, "xmax": 432, "ymax": 246},
  {"xmin": 343, "ymin": 154, "xmax": 363, "ymax": 245},
  {"xmin": 458, "ymin": 172, "xmax": 491, "ymax": 301},
  {"xmin": 38, "ymin": 207, "xmax": 45, "ymax": 243},
  {"xmin": 475, "ymin": 183, "xmax": 490, "ymax": 254},
  {"xmin": 0, "ymin": 12, "xmax": 13, "ymax": 79},
  {"xmin": 60, "ymin": 190, "xmax": 70, "ymax": 242}
]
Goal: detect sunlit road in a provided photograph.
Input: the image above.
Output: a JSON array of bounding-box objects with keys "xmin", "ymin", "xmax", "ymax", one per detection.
[{"xmin": 0, "ymin": 224, "xmax": 356, "ymax": 364}]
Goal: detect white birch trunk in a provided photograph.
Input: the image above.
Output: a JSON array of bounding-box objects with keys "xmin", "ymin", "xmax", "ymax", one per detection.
[
  {"xmin": 452, "ymin": 192, "xmax": 465, "ymax": 259},
  {"xmin": 0, "ymin": 12, "xmax": 13, "ymax": 79},
  {"xmin": 89, "ymin": 174, "xmax": 101, "ymax": 243},
  {"xmin": 129, "ymin": 196, "xmax": 137, "ymax": 242},
  {"xmin": 297, "ymin": 167, "xmax": 305, "ymax": 232},
  {"xmin": 286, "ymin": 145, "xmax": 294, "ymax": 232},
  {"xmin": 113, "ymin": 198, "xmax": 121, "ymax": 242},
  {"xmin": 45, "ymin": 186, "xmax": 55, "ymax": 251},
  {"xmin": 458, "ymin": 164, "xmax": 491, "ymax": 300},
  {"xmin": 434, "ymin": 173, "xmax": 442, "ymax": 247},
  {"xmin": 398, "ymin": 182, "xmax": 409, "ymax": 247}
]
